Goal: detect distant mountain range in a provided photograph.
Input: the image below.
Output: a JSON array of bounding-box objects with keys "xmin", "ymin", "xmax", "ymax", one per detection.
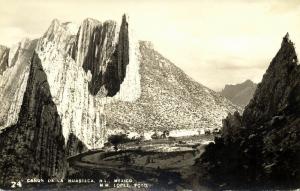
[{"xmin": 220, "ymin": 80, "xmax": 257, "ymax": 107}]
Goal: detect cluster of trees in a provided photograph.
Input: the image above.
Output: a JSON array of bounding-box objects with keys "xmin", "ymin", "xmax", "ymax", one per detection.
[
  {"xmin": 106, "ymin": 134, "xmax": 141, "ymax": 150},
  {"xmin": 106, "ymin": 130, "xmax": 172, "ymax": 150}
]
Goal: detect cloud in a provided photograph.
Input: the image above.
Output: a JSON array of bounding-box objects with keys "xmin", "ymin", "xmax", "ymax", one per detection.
[
  {"xmin": 208, "ymin": 57, "xmax": 268, "ymax": 71},
  {"xmin": 268, "ymin": 0, "xmax": 300, "ymax": 13},
  {"xmin": 0, "ymin": 27, "xmax": 28, "ymax": 46},
  {"xmin": 0, "ymin": 0, "xmax": 299, "ymax": 90}
]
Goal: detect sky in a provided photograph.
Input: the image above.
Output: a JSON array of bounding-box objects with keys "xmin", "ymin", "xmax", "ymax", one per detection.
[{"xmin": 0, "ymin": 0, "xmax": 300, "ymax": 91}]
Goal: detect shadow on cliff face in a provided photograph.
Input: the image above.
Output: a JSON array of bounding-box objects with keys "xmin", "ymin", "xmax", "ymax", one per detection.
[
  {"xmin": 195, "ymin": 34, "xmax": 300, "ymax": 190},
  {"xmin": 0, "ymin": 52, "xmax": 65, "ymax": 187},
  {"xmin": 81, "ymin": 15, "xmax": 129, "ymax": 97},
  {"xmin": 0, "ymin": 52, "xmax": 87, "ymax": 188},
  {"xmin": 66, "ymin": 133, "xmax": 88, "ymax": 157}
]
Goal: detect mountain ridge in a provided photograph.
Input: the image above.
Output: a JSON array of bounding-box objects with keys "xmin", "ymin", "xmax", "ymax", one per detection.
[
  {"xmin": 220, "ymin": 79, "xmax": 257, "ymax": 107},
  {"xmin": 0, "ymin": 15, "xmax": 239, "ymax": 185},
  {"xmin": 197, "ymin": 33, "xmax": 300, "ymax": 190}
]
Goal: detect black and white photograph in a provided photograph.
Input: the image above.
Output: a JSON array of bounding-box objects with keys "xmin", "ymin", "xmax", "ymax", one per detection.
[{"xmin": 0, "ymin": 0, "xmax": 300, "ymax": 190}]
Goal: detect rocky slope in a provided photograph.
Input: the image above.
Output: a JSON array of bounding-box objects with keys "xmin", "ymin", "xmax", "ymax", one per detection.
[
  {"xmin": 196, "ymin": 33, "xmax": 300, "ymax": 190},
  {"xmin": 0, "ymin": 15, "xmax": 131, "ymax": 185},
  {"xmin": 0, "ymin": 52, "xmax": 66, "ymax": 185},
  {"xmin": 0, "ymin": 15, "xmax": 238, "ymax": 186},
  {"xmin": 220, "ymin": 80, "xmax": 257, "ymax": 107},
  {"xmin": 0, "ymin": 39, "xmax": 37, "ymax": 129},
  {"xmin": 104, "ymin": 41, "xmax": 239, "ymax": 136}
]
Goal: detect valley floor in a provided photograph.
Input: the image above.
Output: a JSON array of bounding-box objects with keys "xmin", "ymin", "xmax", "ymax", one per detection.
[{"xmin": 18, "ymin": 135, "xmax": 214, "ymax": 191}]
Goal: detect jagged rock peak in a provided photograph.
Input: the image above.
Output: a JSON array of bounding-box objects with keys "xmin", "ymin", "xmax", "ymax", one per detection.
[
  {"xmin": 140, "ymin": 41, "xmax": 154, "ymax": 49},
  {"xmin": 47, "ymin": 19, "xmax": 80, "ymax": 36},
  {"xmin": 9, "ymin": 38, "xmax": 35, "ymax": 68},
  {"xmin": 279, "ymin": 32, "xmax": 297, "ymax": 62},
  {"xmin": 221, "ymin": 111, "xmax": 242, "ymax": 142},
  {"xmin": 275, "ymin": 32, "xmax": 296, "ymax": 60},
  {"xmin": 43, "ymin": 18, "xmax": 60, "ymax": 37},
  {"xmin": 79, "ymin": 17, "xmax": 120, "ymax": 32},
  {"xmin": 0, "ymin": 38, "xmax": 37, "ymax": 130},
  {"xmin": 39, "ymin": 18, "xmax": 79, "ymax": 53},
  {"xmin": 282, "ymin": 32, "xmax": 292, "ymax": 45},
  {"xmin": 121, "ymin": 14, "xmax": 128, "ymax": 27},
  {"xmin": 197, "ymin": 33, "xmax": 300, "ymax": 189},
  {"xmin": 243, "ymin": 33, "xmax": 298, "ymax": 126},
  {"xmin": 82, "ymin": 17, "xmax": 101, "ymax": 25},
  {"xmin": 71, "ymin": 14, "xmax": 130, "ymax": 96}
]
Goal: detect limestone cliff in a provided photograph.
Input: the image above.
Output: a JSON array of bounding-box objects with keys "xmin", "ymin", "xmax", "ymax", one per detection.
[
  {"xmin": 0, "ymin": 14, "xmax": 239, "ymax": 186},
  {"xmin": 0, "ymin": 52, "xmax": 66, "ymax": 185},
  {"xmin": 0, "ymin": 45, "xmax": 9, "ymax": 75},
  {"xmin": 0, "ymin": 15, "xmax": 131, "ymax": 185},
  {"xmin": 0, "ymin": 39, "xmax": 37, "ymax": 129}
]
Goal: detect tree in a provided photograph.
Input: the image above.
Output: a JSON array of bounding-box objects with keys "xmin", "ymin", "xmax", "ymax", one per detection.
[{"xmin": 107, "ymin": 134, "xmax": 131, "ymax": 151}]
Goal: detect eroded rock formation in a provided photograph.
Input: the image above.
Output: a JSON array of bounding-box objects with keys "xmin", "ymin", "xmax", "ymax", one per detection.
[
  {"xmin": 0, "ymin": 39, "xmax": 37, "ymax": 129},
  {"xmin": 0, "ymin": 53, "xmax": 66, "ymax": 186},
  {"xmin": 71, "ymin": 15, "xmax": 129, "ymax": 96},
  {"xmin": 243, "ymin": 33, "xmax": 299, "ymax": 126},
  {"xmin": 0, "ymin": 45, "xmax": 9, "ymax": 75},
  {"xmin": 0, "ymin": 15, "xmax": 130, "ymax": 185},
  {"xmin": 0, "ymin": 14, "xmax": 239, "ymax": 187},
  {"xmin": 197, "ymin": 33, "xmax": 300, "ymax": 190}
]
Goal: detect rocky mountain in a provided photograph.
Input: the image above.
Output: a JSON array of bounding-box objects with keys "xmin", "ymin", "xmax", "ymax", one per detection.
[
  {"xmin": 0, "ymin": 15, "xmax": 238, "ymax": 186},
  {"xmin": 104, "ymin": 41, "xmax": 240, "ymax": 135},
  {"xmin": 220, "ymin": 80, "xmax": 257, "ymax": 107},
  {"xmin": 196, "ymin": 33, "xmax": 300, "ymax": 190}
]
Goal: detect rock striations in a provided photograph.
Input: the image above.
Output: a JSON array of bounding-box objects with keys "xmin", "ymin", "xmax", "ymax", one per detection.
[
  {"xmin": 71, "ymin": 16, "xmax": 129, "ymax": 96},
  {"xmin": 197, "ymin": 33, "xmax": 300, "ymax": 190},
  {"xmin": 220, "ymin": 80, "xmax": 257, "ymax": 108},
  {"xmin": 0, "ymin": 45, "xmax": 9, "ymax": 75},
  {"xmin": 0, "ymin": 39, "xmax": 37, "ymax": 129},
  {"xmin": 0, "ymin": 53, "xmax": 66, "ymax": 184},
  {"xmin": 0, "ymin": 15, "xmax": 238, "ymax": 186}
]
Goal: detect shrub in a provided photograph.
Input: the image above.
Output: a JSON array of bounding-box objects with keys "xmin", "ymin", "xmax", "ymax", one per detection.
[{"xmin": 107, "ymin": 134, "xmax": 132, "ymax": 150}]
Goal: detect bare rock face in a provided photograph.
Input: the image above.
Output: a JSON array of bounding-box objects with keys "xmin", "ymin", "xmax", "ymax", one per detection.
[
  {"xmin": 0, "ymin": 53, "xmax": 66, "ymax": 185},
  {"xmin": 221, "ymin": 111, "xmax": 242, "ymax": 142},
  {"xmin": 197, "ymin": 34, "xmax": 300, "ymax": 190},
  {"xmin": 0, "ymin": 14, "xmax": 239, "ymax": 186},
  {"xmin": 117, "ymin": 15, "xmax": 129, "ymax": 86},
  {"xmin": 0, "ymin": 45, "xmax": 9, "ymax": 75},
  {"xmin": 220, "ymin": 80, "xmax": 257, "ymax": 108},
  {"xmin": 104, "ymin": 41, "xmax": 239, "ymax": 135},
  {"xmin": 36, "ymin": 18, "xmax": 106, "ymax": 152},
  {"xmin": 0, "ymin": 16, "xmax": 130, "ymax": 185},
  {"xmin": 71, "ymin": 15, "xmax": 129, "ymax": 96},
  {"xmin": 72, "ymin": 19, "xmax": 117, "ymax": 95},
  {"xmin": 243, "ymin": 33, "xmax": 298, "ymax": 127},
  {"xmin": 0, "ymin": 39, "xmax": 37, "ymax": 129}
]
